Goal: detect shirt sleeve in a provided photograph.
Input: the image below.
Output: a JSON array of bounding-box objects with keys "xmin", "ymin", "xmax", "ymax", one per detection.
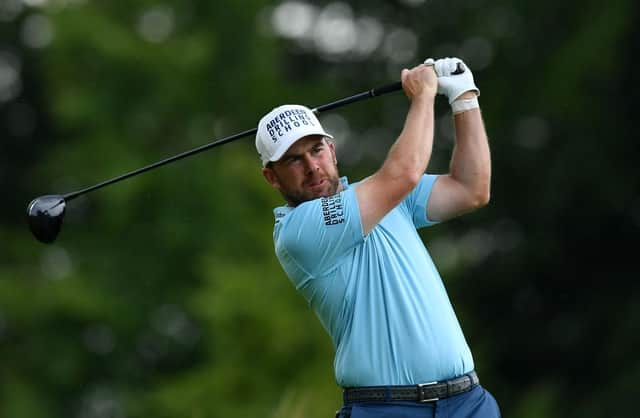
[
  {"xmin": 402, "ymin": 174, "xmax": 440, "ymax": 229},
  {"xmin": 277, "ymin": 187, "xmax": 365, "ymax": 277}
]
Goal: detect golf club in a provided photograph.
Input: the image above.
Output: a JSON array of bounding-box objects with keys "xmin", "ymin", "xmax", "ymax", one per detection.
[
  {"xmin": 27, "ymin": 81, "xmax": 404, "ymax": 244},
  {"xmin": 27, "ymin": 63, "xmax": 464, "ymax": 244}
]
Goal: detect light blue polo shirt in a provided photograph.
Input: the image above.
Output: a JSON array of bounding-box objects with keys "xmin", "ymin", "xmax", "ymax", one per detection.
[{"xmin": 273, "ymin": 175, "xmax": 474, "ymax": 387}]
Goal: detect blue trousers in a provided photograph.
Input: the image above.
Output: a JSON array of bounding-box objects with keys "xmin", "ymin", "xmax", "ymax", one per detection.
[{"xmin": 336, "ymin": 385, "xmax": 501, "ymax": 418}]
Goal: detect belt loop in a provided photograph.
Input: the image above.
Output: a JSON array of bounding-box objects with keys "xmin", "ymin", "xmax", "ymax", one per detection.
[
  {"xmin": 385, "ymin": 386, "xmax": 391, "ymax": 401},
  {"xmin": 466, "ymin": 371, "xmax": 477, "ymax": 387},
  {"xmin": 468, "ymin": 371, "xmax": 475, "ymax": 385}
]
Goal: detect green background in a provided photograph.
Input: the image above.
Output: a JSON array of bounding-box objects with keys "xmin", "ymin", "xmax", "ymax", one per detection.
[{"xmin": 2, "ymin": 0, "xmax": 639, "ymax": 417}]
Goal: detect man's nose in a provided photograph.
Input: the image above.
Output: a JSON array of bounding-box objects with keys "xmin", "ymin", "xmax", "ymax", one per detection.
[{"xmin": 303, "ymin": 154, "xmax": 318, "ymax": 174}]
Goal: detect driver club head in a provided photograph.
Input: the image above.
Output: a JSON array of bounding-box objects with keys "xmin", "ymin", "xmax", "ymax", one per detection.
[{"xmin": 27, "ymin": 195, "xmax": 66, "ymax": 244}]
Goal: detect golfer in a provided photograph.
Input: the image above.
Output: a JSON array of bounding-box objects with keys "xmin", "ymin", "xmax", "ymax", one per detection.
[{"xmin": 256, "ymin": 58, "xmax": 500, "ymax": 418}]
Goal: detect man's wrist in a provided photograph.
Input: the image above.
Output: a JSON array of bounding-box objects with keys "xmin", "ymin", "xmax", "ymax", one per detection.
[
  {"xmin": 451, "ymin": 95, "xmax": 479, "ymax": 114},
  {"xmin": 456, "ymin": 91, "xmax": 478, "ymax": 100},
  {"xmin": 411, "ymin": 94, "xmax": 436, "ymax": 107}
]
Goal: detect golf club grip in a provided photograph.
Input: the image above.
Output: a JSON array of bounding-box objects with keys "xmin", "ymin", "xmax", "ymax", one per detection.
[
  {"xmin": 369, "ymin": 63, "xmax": 465, "ymax": 97},
  {"xmin": 371, "ymin": 81, "xmax": 403, "ymax": 97},
  {"xmin": 452, "ymin": 62, "xmax": 465, "ymax": 75},
  {"xmin": 370, "ymin": 63, "xmax": 464, "ymax": 96}
]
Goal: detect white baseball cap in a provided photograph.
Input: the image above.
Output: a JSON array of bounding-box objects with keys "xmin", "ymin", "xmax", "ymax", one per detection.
[{"xmin": 255, "ymin": 104, "xmax": 333, "ymax": 167}]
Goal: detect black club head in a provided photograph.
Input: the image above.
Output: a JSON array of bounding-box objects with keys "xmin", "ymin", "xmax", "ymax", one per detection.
[{"xmin": 27, "ymin": 195, "xmax": 66, "ymax": 244}]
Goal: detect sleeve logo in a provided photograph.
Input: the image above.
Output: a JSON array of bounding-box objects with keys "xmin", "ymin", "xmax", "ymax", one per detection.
[{"xmin": 321, "ymin": 194, "xmax": 345, "ymax": 226}]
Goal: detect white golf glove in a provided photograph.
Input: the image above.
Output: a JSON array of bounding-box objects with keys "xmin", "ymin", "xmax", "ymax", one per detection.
[{"xmin": 425, "ymin": 57, "xmax": 480, "ymax": 113}]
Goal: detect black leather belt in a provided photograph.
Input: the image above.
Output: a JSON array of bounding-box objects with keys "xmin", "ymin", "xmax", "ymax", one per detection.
[{"xmin": 343, "ymin": 371, "xmax": 479, "ymax": 403}]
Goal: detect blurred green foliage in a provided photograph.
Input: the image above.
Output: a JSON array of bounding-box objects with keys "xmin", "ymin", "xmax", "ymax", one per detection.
[{"xmin": 1, "ymin": 0, "xmax": 639, "ymax": 417}]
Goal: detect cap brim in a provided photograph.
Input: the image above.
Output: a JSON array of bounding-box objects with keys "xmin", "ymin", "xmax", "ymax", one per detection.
[{"xmin": 268, "ymin": 131, "xmax": 334, "ymax": 164}]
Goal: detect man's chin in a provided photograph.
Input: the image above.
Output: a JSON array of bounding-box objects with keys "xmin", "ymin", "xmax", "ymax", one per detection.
[
  {"xmin": 301, "ymin": 189, "xmax": 329, "ymax": 203},
  {"xmin": 310, "ymin": 181, "xmax": 340, "ymax": 199},
  {"xmin": 308, "ymin": 185, "xmax": 327, "ymax": 197}
]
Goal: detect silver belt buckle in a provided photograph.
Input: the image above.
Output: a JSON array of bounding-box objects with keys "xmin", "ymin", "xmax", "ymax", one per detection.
[{"xmin": 417, "ymin": 381, "xmax": 439, "ymax": 402}]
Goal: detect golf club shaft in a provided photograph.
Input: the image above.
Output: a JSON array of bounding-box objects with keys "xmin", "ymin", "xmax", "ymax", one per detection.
[
  {"xmin": 62, "ymin": 81, "xmax": 403, "ymax": 202},
  {"xmin": 63, "ymin": 127, "xmax": 257, "ymax": 201}
]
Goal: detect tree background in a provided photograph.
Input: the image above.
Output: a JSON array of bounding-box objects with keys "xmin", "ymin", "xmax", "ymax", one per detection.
[{"xmin": 1, "ymin": 0, "xmax": 639, "ymax": 417}]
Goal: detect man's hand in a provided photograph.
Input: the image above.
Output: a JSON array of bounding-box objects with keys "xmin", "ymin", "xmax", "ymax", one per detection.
[
  {"xmin": 429, "ymin": 57, "xmax": 480, "ymax": 104},
  {"xmin": 401, "ymin": 63, "xmax": 438, "ymax": 102}
]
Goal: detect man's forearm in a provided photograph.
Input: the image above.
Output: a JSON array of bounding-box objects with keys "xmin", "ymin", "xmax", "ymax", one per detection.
[
  {"xmin": 384, "ymin": 96, "xmax": 435, "ymax": 181},
  {"xmin": 449, "ymin": 105, "xmax": 491, "ymax": 204}
]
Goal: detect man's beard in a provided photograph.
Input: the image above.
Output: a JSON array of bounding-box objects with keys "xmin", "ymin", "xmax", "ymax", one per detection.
[{"xmin": 282, "ymin": 174, "xmax": 341, "ymax": 207}]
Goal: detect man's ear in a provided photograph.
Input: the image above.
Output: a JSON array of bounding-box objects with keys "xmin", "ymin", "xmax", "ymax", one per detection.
[{"xmin": 262, "ymin": 166, "xmax": 280, "ymax": 190}]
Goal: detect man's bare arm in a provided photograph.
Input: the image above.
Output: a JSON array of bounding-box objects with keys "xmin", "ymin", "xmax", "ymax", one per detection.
[
  {"xmin": 355, "ymin": 64, "xmax": 438, "ymax": 235},
  {"xmin": 428, "ymin": 94, "xmax": 491, "ymax": 221}
]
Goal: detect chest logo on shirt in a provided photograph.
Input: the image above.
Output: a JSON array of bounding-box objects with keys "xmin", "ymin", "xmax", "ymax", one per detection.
[{"xmin": 321, "ymin": 194, "xmax": 345, "ymax": 226}]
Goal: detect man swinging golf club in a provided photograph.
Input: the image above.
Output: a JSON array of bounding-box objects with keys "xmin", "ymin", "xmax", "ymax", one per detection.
[{"xmin": 256, "ymin": 57, "xmax": 500, "ymax": 418}]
